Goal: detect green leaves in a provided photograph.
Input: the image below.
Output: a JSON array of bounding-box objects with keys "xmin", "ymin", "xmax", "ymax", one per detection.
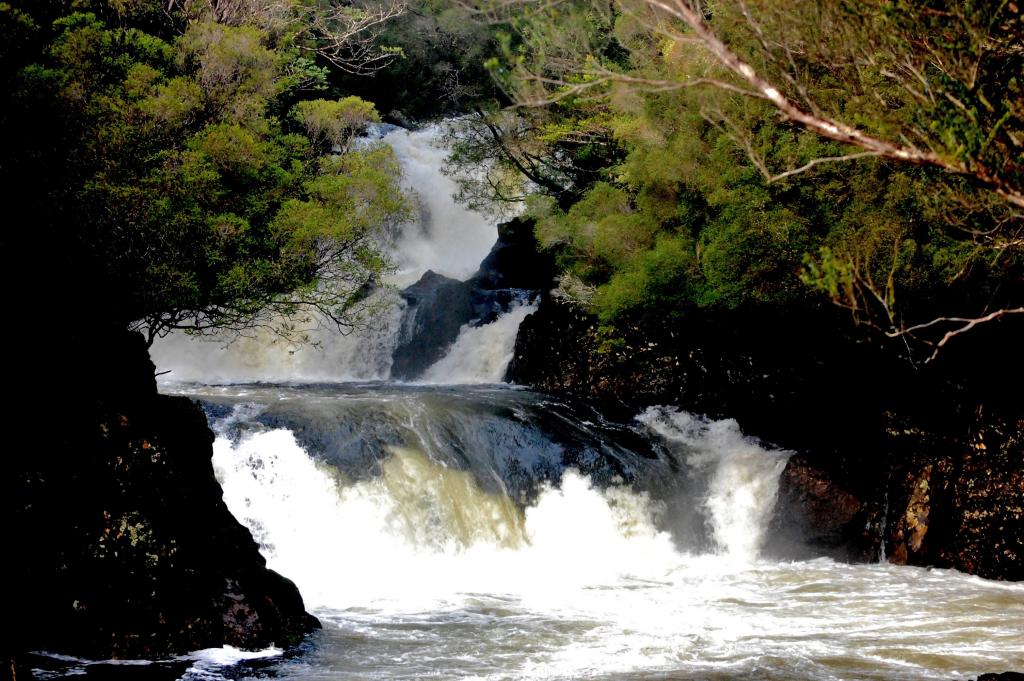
[
  {"xmin": 1, "ymin": 1, "xmax": 408, "ymax": 340},
  {"xmin": 291, "ymin": 96, "xmax": 380, "ymax": 152},
  {"xmin": 474, "ymin": 0, "xmax": 1023, "ymax": 346}
]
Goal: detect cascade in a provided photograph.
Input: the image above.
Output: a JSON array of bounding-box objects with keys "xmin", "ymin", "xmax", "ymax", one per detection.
[
  {"xmin": 124, "ymin": 122, "xmax": 1024, "ymax": 681},
  {"xmin": 418, "ymin": 301, "xmax": 537, "ymax": 384},
  {"xmin": 204, "ymin": 390, "xmax": 779, "ymax": 611},
  {"xmin": 179, "ymin": 386, "xmax": 1024, "ymax": 681},
  {"xmin": 150, "ymin": 125, "xmax": 521, "ymax": 385},
  {"xmin": 637, "ymin": 407, "xmax": 790, "ymax": 559}
]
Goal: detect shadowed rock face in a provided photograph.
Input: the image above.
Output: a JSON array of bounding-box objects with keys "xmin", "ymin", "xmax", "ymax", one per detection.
[
  {"xmin": 390, "ymin": 218, "xmax": 556, "ymax": 381},
  {"xmin": 771, "ymin": 455, "xmax": 884, "ymax": 563},
  {"xmin": 3, "ymin": 330, "xmax": 319, "ymax": 665},
  {"xmin": 507, "ymin": 295, "xmax": 1024, "ymax": 580},
  {"xmin": 391, "ymin": 270, "xmax": 477, "ymax": 380},
  {"xmin": 471, "ymin": 217, "xmax": 559, "ymax": 293},
  {"xmin": 884, "ymin": 410, "xmax": 1024, "ymax": 581}
]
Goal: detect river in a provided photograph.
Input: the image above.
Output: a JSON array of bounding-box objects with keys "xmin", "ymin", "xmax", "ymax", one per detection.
[{"xmin": 38, "ymin": 125, "xmax": 1023, "ymax": 681}]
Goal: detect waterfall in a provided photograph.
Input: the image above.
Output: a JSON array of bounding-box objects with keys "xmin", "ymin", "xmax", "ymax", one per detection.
[
  {"xmin": 208, "ymin": 402, "xmax": 679, "ymax": 610},
  {"xmin": 149, "ymin": 125, "xmax": 527, "ymax": 385},
  {"xmin": 148, "ymin": 301, "xmax": 405, "ymax": 384},
  {"xmin": 418, "ymin": 302, "xmax": 537, "ymax": 384},
  {"xmin": 148, "ymin": 386, "xmax": 1024, "ymax": 681},
  {"xmin": 203, "ymin": 391, "xmax": 795, "ymax": 612},
  {"xmin": 381, "ymin": 126, "xmax": 498, "ymax": 287},
  {"xmin": 637, "ymin": 406, "xmax": 790, "ymax": 560},
  {"xmin": 60, "ymin": 126, "xmax": 1021, "ymax": 681}
]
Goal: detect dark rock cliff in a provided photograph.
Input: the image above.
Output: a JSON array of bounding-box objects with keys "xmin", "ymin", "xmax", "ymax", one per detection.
[
  {"xmin": 2, "ymin": 329, "xmax": 319, "ymax": 673},
  {"xmin": 507, "ymin": 296, "xmax": 1023, "ymax": 579}
]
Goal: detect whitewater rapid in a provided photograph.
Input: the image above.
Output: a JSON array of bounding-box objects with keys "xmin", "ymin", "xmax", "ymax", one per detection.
[{"xmin": 167, "ymin": 384, "xmax": 1024, "ymax": 681}]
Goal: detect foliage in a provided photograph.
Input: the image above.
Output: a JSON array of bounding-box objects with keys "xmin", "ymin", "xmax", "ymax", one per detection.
[
  {"xmin": 332, "ymin": 0, "xmax": 503, "ymax": 119},
  {"xmin": 453, "ymin": 0, "xmax": 1024, "ymax": 357},
  {"xmin": 292, "ymin": 96, "xmax": 381, "ymax": 152},
  {"xmin": 0, "ymin": 0, "xmax": 409, "ymax": 342},
  {"xmin": 442, "ymin": 107, "xmax": 623, "ymax": 216}
]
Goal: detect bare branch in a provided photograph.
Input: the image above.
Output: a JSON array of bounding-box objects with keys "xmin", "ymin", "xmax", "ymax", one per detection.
[
  {"xmin": 513, "ymin": 69, "xmax": 765, "ymax": 108},
  {"xmin": 888, "ymin": 307, "xmax": 1024, "ymax": 362},
  {"xmin": 299, "ymin": 0, "xmax": 408, "ymax": 76},
  {"xmin": 766, "ymin": 151, "xmax": 882, "ymax": 183}
]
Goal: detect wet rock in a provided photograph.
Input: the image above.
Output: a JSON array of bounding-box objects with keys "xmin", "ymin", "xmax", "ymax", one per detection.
[
  {"xmin": 772, "ymin": 455, "xmax": 882, "ymax": 562},
  {"xmin": 391, "ymin": 218, "xmax": 555, "ymax": 380},
  {"xmin": 3, "ymin": 329, "xmax": 319, "ymax": 662},
  {"xmin": 508, "ymin": 296, "xmax": 1024, "ymax": 579},
  {"xmin": 471, "ymin": 217, "xmax": 557, "ymax": 292},
  {"xmin": 391, "ymin": 270, "xmax": 476, "ymax": 380}
]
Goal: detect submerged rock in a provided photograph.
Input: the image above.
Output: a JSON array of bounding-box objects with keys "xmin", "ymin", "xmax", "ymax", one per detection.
[{"xmin": 3, "ymin": 330, "xmax": 319, "ymax": 664}]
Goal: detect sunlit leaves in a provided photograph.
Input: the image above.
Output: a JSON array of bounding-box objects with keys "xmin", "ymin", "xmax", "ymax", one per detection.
[
  {"xmin": 2, "ymin": 1, "xmax": 408, "ymax": 340},
  {"xmin": 291, "ymin": 96, "xmax": 380, "ymax": 152}
]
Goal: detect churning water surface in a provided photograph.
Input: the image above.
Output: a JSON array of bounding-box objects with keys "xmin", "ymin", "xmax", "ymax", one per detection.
[
  {"xmin": 73, "ymin": 123, "xmax": 1024, "ymax": 681},
  {"xmin": 164, "ymin": 383, "xmax": 1023, "ymax": 681}
]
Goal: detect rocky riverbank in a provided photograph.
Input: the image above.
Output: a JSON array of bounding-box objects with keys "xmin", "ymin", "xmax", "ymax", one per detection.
[
  {"xmin": 2, "ymin": 329, "xmax": 319, "ymax": 676},
  {"xmin": 507, "ymin": 295, "xmax": 1023, "ymax": 580}
]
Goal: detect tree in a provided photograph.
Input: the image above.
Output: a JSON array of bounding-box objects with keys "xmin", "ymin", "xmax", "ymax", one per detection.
[
  {"xmin": 166, "ymin": 0, "xmax": 409, "ymax": 75},
  {"xmin": 465, "ymin": 0, "xmax": 1024, "ymax": 359},
  {"xmin": 292, "ymin": 96, "xmax": 381, "ymax": 152},
  {"xmin": 0, "ymin": 0, "xmax": 409, "ymax": 345},
  {"xmin": 442, "ymin": 107, "xmax": 622, "ymax": 214}
]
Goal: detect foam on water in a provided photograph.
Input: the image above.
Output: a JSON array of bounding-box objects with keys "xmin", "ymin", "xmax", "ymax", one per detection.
[
  {"xmin": 30, "ymin": 646, "xmax": 282, "ymax": 681},
  {"xmin": 203, "ymin": 396, "xmax": 1024, "ymax": 680},
  {"xmin": 211, "ymin": 424, "xmax": 677, "ymax": 612}
]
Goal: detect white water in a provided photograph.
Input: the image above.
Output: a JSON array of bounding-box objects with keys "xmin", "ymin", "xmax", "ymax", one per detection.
[
  {"xmin": 213, "ymin": 429, "xmax": 675, "ymax": 610},
  {"xmin": 199, "ymin": 394, "xmax": 1024, "ymax": 681},
  {"xmin": 384, "ymin": 126, "xmax": 498, "ymax": 287},
  {"xmin": 638, "ymin": 407, "xmax": 790, "ymax": 558},
  {"xmin": 149, "ymin": 124, "xmax": 503, "ymax": 385},
  {"xmin": 211, "ymin": 403, "xmax": 784, "ymax": 615},
  {"xmin": 419, "ymin": 302, "xmax": 537, "ymax": 384},
  {"xmin": 32, "ymin": 645, "xmax": 282, "ymax": 680}
]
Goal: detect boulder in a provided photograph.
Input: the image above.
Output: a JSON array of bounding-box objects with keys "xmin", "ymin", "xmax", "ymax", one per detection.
[
  {"xmin": 3, "ymin": 329, "xmax": 319, "ymax": 664},
  {"xmin": 391, "ymin": 270, "xmax": 477, "ymax": 380},
  {"xmin": 390, "ymin": 218, "xmax": 555, "ymax": 381}
]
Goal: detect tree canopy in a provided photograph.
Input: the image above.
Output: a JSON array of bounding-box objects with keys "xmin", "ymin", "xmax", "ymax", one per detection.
[
  {"xmin": 0, "ymin": 0, "xmax": 409, "ymax": 343},
  {"xmin": 2, "ymin": 0, "xmax": 1021, "ymax": 361},
  {"xmin": 441, "ymin": 0, "xmax": 1024, "ymax": 360}
]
